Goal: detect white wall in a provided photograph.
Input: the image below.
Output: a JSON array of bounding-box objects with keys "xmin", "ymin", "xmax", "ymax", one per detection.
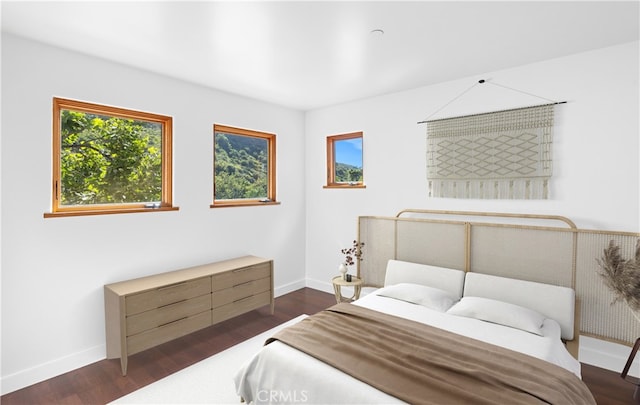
[
  {"xmin": 305, "ymin": 41, "xmax": 639, "ymax": 372},
  {"xmin": 2, "ymin": 33, "xmax": 639, "ymax": 394},
  {"xmin": 0, "ymin": 34, "xmax": 307, "ymax": 394}
]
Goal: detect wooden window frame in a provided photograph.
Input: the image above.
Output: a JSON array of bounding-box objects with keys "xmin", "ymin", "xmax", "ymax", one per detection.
[
  {"xmin": 324, "ymin": 131, "xmax": 365, "ymax": 189},
  {"xmin": 212, "ymin": 124, "xmax": 279, "ymax": 208},
  {"xmin": 45, "ymin": 97, "xmax": 176, "ymax": 218}
]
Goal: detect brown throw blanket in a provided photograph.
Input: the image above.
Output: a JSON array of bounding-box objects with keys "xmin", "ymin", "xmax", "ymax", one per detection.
[{"xmin": 266, "ymin": 303, "xmax": 596, "ymax": 405}]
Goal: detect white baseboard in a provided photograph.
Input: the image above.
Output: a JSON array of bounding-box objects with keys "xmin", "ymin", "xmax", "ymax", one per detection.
[
  {"xmin": 274, "ymin": 278, "xmax": 307, "ymax": 297},
  {"xmin": 305, "ymin": 277, "xmax": 334, "ymax": 294},
  {"xmin": 1, "ymin": 344, "xmax": 105, "ymax": 396}
]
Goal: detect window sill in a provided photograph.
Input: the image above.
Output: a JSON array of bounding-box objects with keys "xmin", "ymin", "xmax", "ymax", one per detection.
[
  {"xmin": 44, "ymin": 206, "xmax": 180, "ymax": 218},
  {"xmin": 323, "ymin": 184, "xmax": 366, "ymax": 189},
  {"xmin": 210, "ymin": 201, "xmax": 281, "ymax": 208}
]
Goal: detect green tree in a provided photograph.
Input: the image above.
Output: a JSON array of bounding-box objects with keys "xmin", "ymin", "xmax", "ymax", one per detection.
[
  {"xmin": 60, "ymin": 110, "xmax": 162, "ymax": 205},
  {"xmin": 335, "ymin": 162, "xmax": 363, "ymax": 183},
  {"xmin": 214, "ymin": 133, "xmax": 268, "ymax": 200}
]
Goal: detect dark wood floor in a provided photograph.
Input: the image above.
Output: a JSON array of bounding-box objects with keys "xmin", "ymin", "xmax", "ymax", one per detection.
[{"xmin": 2, "ymin": 288, "xmax": 636, "ymax": 404}]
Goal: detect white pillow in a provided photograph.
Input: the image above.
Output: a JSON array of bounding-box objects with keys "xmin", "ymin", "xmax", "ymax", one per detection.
[
  {"xmin": 446, "ymin": 296, "xmax": 545, "ymax": 336},
  {"xmin": 376, "ymin": 283, "xmax": 458, "ymax": 312}
]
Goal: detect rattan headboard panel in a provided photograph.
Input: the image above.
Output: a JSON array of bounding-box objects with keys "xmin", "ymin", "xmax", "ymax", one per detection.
[
  {"xmin": 357, "ymin": 210, "xmax": 640, "ymax": 345},
  {"xmin": 396, "ymin": 220, "xmax": 466, "ymax": 271},
  {"xmin": 357, "ymin": 217, "xmax": 396, "ymax": 287},
  {"xmin": 470, "ymin": 226, "xmax": 574, "ymax": 287},
  {"xmin": 576, "ymin": 232, "xmax": 640, "ymax": 343}
]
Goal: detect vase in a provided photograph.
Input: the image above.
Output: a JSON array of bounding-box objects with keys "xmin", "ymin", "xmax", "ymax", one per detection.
[{"xmin": 338, "ymin": 263, "xmax": 348, "ymax": 280}]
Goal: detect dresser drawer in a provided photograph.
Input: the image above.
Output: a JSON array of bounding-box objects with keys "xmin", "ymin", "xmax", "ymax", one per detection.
[
  {"xmin": 212, "ymin": 277, "xmax": 270, "ymax": 308},
  {"xmin": 127, "ymin": 310, "xmax": 211, "ymax": 355},
  {"xmin": 126, "ymin": 294, "xmax": 211, "ymax": 336},
  {"xmin": 126, "ymin": 277, "xmax": 211, "ymax": 315},
  {"xmin": 212, "ymin": 290, "xmax": 271, "ymax": 323},
  {"xmin": 211, "ymin": 262, "xmax": 270, "ymax": 291}
]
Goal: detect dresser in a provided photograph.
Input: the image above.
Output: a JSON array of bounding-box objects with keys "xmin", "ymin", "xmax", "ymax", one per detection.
[{"xmin": 104, "ymin": 255, "xmax": 273, "ymax": 375}]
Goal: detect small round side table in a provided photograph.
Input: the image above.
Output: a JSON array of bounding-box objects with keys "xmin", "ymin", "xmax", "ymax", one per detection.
[{"xmin": 331, "ymin": 275, "xmax": 363, "ymax": 303}]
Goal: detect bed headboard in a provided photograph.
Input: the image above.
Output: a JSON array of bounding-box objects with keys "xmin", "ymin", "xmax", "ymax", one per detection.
[
  {"xmin": 384, "ymin": 260, "xmax": 465, "ymax": 298},
  {"xmin": 357, "ymin": 209, "xmax": 640, "ymax": 345}
]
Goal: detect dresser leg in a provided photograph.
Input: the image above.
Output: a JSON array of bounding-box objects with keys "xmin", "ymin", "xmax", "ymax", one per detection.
[{"xmin": 121, "ymin": 357, "xmax": 128, "ymax": 376}]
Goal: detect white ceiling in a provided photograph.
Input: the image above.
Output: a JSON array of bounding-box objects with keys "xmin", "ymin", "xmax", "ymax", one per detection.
[{"xmin": 2, "ymin": 1, "xmax": 639, "ymax": 111}]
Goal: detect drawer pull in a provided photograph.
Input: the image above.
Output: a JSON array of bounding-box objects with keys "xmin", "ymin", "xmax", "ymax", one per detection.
[
  {"xmin": 158, "ymin": 282, "xmax": 188, "ymax": 291},
  {"xmin": 233, "ymin": 295, "xmax": 254, "ymax": 304},
  {"xmin": 232, "ymin": 267, "xmax": 251, "ymax": 273},
  {"xmin": 157, "ymin": 299, "xmax": 187, "ymax": 309},
  {"xmin": 233, "ymin": 280, "xmax": 254, "ymax": 288},
  {"xmin": 158, "ymin": 317, "xmax": 188, "ymax": 328}
]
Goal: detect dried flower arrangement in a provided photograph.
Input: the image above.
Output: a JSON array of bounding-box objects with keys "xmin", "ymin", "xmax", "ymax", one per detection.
[
  {"xmin": 341, "ymin": 240, "xmax": 365, "ymax": 266},
  {"xmin": 597, "ymin": 239, "xmax": 640, "ymax": 322}
]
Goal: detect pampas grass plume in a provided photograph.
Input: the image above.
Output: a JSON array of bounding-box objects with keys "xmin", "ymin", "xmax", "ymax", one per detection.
[{"xmin": 597, "ymin": 239, "xmax": 640, "ymax": 318}]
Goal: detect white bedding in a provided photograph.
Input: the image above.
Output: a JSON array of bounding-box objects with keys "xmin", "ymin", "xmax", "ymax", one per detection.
[{"xmin": 234, "ymin": 286, "xmax": 582, "ymax": 404}]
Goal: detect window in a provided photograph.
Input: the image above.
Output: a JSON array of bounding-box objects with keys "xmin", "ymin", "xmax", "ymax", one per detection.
[
  {"xmin": 212, "ymin": 124, "xmax": 278, "ymax": 207},
  {"xmin": 46, "ymin": 97, "xmax": 175, "ymax": 217},
  {"xmin": 325, "ymin": 132, "xmax": 365, "ymax": 188}
]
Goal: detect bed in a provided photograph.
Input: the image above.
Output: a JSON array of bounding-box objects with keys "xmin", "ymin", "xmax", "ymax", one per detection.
[{"xmin": 234, "ymin": 260, "xmax": 596, "ymax": 404}]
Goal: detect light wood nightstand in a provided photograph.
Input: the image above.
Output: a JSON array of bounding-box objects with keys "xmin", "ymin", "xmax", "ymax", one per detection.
[{"xmin": 332, "ymin": 275, "xmax": 363, "ymax": 303}]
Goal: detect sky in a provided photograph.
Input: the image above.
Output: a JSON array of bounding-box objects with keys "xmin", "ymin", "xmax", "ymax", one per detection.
[{"xmin": 335, "ymin": 138, "xmax": 362, "ymax": 168}]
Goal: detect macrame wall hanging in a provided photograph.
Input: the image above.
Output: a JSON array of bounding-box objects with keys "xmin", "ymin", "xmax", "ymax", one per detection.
[{"xmin": 419, "ymin": 80, "xmax": 564, "ymax": 200}]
